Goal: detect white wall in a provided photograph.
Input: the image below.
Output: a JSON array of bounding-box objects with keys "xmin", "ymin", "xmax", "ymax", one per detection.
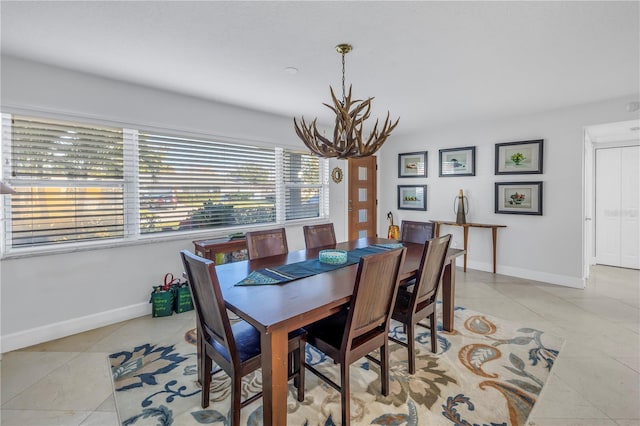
[
  {"xmin": 0, "ymin": 56, "xmax": 346, "ymax": 352},
  {"xmin": 1, "ymin": 56, "xmax": 638, "ymax": 352},
  {"xmin": 378, "ymin": 95, "xmax": 640, "ymax": 287}
]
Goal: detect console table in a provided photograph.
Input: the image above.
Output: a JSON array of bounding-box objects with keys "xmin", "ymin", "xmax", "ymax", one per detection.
[
  {"xmin": 193, "ymin": 237, "xmax": 247, "ymax": 264},
  {"xmin": 433, "ymin": 221, "xmax": 506, "ymax": 273}
]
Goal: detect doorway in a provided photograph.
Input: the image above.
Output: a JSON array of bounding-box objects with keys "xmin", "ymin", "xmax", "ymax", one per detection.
[
  {"xmin": 347, "ymin": 156, "xmax": 377, "ymax": 240},
  {"xmin": 595, "ymin": 145, "xmax": 639, "ymax": 268},
  {"xmin": 584, "ymin": 120, "xmax": 640, "ymax": 275}
]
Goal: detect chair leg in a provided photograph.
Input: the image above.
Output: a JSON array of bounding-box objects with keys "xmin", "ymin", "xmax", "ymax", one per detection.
[
  {"xmin": 295, "ymin": 342, "xmax": 305, "ymax": 402},
  {"xmin": 340, "ymin": 362, "xmax": 350, "ymax": 426},
  {"xmin": 231, "ymin": 373, "xmax": 242, "ymax": 426},
  {"xmin": 430, "ymin": 313, "xmax": 437, "ymax": 354},
  {"xmin": 380, "ymin": 342, "xmax": 390, "ymax": 396},
  {"xmin": 289, "ymin": 351, "xmax": 296, "ymax": 383},
  {"xmin": 201, "ymin": 355, "xmax": 212, "ymax": 408},
  {"xmin": 407, "ymin": 321, "xmax": 416, "ymax": 375}
]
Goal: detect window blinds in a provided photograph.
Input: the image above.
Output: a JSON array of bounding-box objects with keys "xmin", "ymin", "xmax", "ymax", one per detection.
[{"xmin": 6, "ymin": 116, "xmax": 126, "ymax": 247}]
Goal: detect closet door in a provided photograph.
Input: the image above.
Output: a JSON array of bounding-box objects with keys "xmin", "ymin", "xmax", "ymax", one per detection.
[
  {"xmin": 595, "ymin": 146, "xmax": 640, "ymax": 269},
  {"xmin": 620, "ymin": 146, "xmax": 639, "ymax": 268}
]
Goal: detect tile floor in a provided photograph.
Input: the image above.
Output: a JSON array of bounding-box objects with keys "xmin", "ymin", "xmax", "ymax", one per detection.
[{"xmin": 1, "ymin": 265, "xmax": 638, "ymax": 425}]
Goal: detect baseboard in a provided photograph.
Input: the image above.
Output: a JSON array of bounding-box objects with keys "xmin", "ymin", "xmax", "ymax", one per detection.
[
  {"xmin": 462, "ymin": 258, "xmax": 585, "ymax": 289},
  {"xmin": 0, "ymin": 261, "xmax": 585, "ymax": 355},
  {"xmin": 0, "ymin": 302, "xmax": 150, "ymax": 354}
]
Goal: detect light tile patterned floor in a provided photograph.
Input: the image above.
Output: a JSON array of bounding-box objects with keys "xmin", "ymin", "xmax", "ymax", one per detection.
[{"xmin": 1, "ymin": 265, "xmax": 638, "ymax": 425}]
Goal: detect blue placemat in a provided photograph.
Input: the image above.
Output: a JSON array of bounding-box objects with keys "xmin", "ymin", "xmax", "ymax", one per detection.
[{"xmin": 235, "ymin": 244, "xmax": 403, "ymax": 286}]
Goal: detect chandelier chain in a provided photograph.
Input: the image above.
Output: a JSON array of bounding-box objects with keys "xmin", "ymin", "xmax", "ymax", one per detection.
[{"xmin": 341, "ymin": 51, "xmax": 346, "ymax": 106}]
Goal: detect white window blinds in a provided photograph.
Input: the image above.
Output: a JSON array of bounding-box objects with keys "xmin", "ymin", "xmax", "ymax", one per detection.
[
  {"xmin": 1, "ymin": 113, "xmax": 328, "ymax": 252},
  {"xmin": 5, "ymin": 115, "xmax": 126, "ymax": 247},
  {"xmin": 137, "ymin": 132, "xmax": 277, "ymax": 233},
  {"xmin": 283, "ymin": 150, "xmax": 324, "ymax": 220}
]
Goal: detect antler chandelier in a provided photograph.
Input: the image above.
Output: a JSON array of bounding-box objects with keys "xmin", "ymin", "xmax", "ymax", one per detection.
[{"xmin": 294, "ymin": 44, "xmax": 399, "ymax": 159}]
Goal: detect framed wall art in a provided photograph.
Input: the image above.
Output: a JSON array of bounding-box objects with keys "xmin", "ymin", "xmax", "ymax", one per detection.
[
  {"xmin": 439, "ymin": 146, "xmax": 476, "ymax": 177},
  {"xmin": 397, "ymin": 185, "xmax": 427, "ymax": 211},
  {"xmin": 398, "ymin": 151, "xmax": 427, "ymax": 178},
  {"xmin": 495, "ymin": 139, "xmax": 543, "ymax": 174},
  {"xmin": 495, "ymin": 181, "xmax": 543, "ymax": 215}
]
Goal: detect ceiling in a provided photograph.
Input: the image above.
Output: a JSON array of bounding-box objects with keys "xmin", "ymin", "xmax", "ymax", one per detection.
[{"xmin": 1, "ymin": 1, "xmax": 639, "ymax": 137}]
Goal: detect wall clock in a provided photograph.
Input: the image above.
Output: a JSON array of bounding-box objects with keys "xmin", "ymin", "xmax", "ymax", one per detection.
[{"xmin": 331, "ymin": 167, "xmax": 343, "ymax": 183}]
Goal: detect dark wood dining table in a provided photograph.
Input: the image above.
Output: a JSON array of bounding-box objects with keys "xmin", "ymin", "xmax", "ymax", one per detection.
[{"xmin": 212, "ymin": 237, "xmax": 464, "ymax": 425}]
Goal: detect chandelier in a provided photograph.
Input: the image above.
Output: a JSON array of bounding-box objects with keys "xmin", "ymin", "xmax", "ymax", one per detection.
[{"xmin": 294, "ymin": 44, "xmax": 399, "ymax": 159}]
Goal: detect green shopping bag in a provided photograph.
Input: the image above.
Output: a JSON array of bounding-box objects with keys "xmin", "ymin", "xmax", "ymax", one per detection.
[
  {"xmin": 149, "ymin": 273, "xmax": 176, "ymax": 317},
  {"xmin": 149, "ymin": 287, "xmax": 174, "ymax": 317},
  {"xmin": 173, "ymin": 281, "xmax": 194, "ymax": 314}
]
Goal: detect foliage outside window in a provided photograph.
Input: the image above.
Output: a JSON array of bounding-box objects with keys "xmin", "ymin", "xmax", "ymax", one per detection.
[{"xmin": 1, "ymin": 114, "xmax": 328, "ymax": 253}]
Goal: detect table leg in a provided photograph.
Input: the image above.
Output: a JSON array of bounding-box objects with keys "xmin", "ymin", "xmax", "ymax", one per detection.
[
  {"xmin": 492, "ymin": 227, "xmax": 498, "ymax": 273},
  {"xmin": 441, "ymin": 260, "xmax": 455, "ymax": 332},
  {"xmin": 462, "ymin": 227, "xmax": 469, "ymax": 272},
  {"xmin": 434, "ymin": 223, "xmax": 441, "ymax": 238},
  {"xmin": 261, "ymin": 327, "xmax": 290, "ymax": 426}
]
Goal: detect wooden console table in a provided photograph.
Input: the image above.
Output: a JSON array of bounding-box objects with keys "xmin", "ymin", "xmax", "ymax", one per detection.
[
  {"xmin": 433, "ymin": 221, "xmax": 506, "ymax": 273},
  {"xmin": 193, "ymin": 237, "xmax": 247, "ymax": 264}
]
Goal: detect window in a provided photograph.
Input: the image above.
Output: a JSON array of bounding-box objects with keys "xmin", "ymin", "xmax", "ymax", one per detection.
[
  {"xmin": 282, "ymin": 150, "xmax": 325, "ymax": 220},
  {"xmin": 1, "ymin": 114, "xmax": 328, "ymax": 253},
  {"xmin": 3, "ymin": 115, "xmax": 126, "ymax": 248},
  {"xmin": 137, "ymin": 132, "xmax": 277, "ymax": 233}
]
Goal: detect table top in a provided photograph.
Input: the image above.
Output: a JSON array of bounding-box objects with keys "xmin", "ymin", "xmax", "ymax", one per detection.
[
  {"xmin": 434, "ymin": 220, "xmax": 507, "ymax": 228},
  {"xmin": 213, "ymin": 237, "xmax": 463, "ymax": 333}
]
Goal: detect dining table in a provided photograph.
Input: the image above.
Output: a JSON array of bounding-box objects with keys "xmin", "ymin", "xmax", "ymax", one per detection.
[{"xmin": 211, "ymin": 236, "xmax": 464, "ymax": 425}]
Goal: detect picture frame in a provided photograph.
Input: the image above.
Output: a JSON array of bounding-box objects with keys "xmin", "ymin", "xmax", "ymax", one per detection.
[
  {"xmin": 495, "ymin": 181, "xmax": 543, "ymax": 215},
  {"xmin": 495, "ymin": 139, "xmax": 543, "ymax": 174},
  {"xmin": 398, "ymin": 151, "xmax": 427, "ymax": 178},
  {"xmin": 439, "ymin": 146, "xmax": 476, "ymax": 177},
  {"xmin": 397, "ymin": 185, "xmax": 427, "ymax": 211}
]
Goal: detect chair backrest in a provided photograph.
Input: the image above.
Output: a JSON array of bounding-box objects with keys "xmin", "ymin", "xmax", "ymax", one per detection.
[
  {"xmin": 180, "ymin": 250, "xmax": 238, "ymax": 364},
  {"xmin": 343, "ymin": 247, "xmax": 406, "ymax": 349},
  {"xmin": 245, "ymin": 228, "xmax": 289, "ymax": 260},
  {"xmin": 303, "ymin": 223, "xmax": 336, "ymax": 249},
  {"xmin": 411, "ymin": 234, "xmax": 452, "ymax": 308},
  {"xmin": 400, "ymin": 220, "xmax": 436, "ymax": 244}
]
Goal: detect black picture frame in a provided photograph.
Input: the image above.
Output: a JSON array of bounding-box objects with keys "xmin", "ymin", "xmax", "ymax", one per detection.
[
  {"xmin": 398, "ymin": 151, "xmax": 427, "ymax": 178},
  {"xmin": 439, "ymin": 146, "xmax": 476, "ymax": 177},
  {"xmin": 495, "ymin": 181, "xmax": 543, "ymax": 215},
  {"xmin": 397, "ymin": 185, "xmax": 427, "ymax": 211},
  {"xmin": 495, "ymin": 139, "xmax": 544, "ymax": 175}
]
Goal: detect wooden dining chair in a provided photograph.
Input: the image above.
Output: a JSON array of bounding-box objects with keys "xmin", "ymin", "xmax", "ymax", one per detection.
[
  {"xmin": 245, "ymin": 228, "xmax": 288, "ymax": 260},
  {"xmin": 400, "ymin": 220, "xmax": 436, "ymax": 244},
  {"xmin": 179, "ymin": 250, "xmax": 306, "ymax": 424},
  {"xmin": 304, "ymin": 247, "xmax": 406, "ymax": 426},
  {"xmin": 303, "ymin": 223, "xmax": 336, "ymax": 249},
  {"xmin": 389, "ymin": 234, "xmax": 451, "ymax": 374}
]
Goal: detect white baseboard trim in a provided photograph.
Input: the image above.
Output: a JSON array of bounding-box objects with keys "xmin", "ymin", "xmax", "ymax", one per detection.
[
  {"xmin": 462, "ymin": 258, "xmax": 585, "ymax": 289},
  {"xmin": 0, "ymin": 302, "xmax": 150, "ymax": 354},
  {"xmin": 0, "ymin": 260, "xmax": 586, "ymax": 355}
]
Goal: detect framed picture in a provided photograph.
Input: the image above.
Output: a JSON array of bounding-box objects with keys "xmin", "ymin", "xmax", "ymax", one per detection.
[
  {"xmin": 495, "ymin": 139, "xmax": 543, "ymax": 174},
  {"xmin": 495, "ymin": 181, "xmax": 543, "ymax": 215},
  {"xmin": 439, "ymin": 146, "xmax": 476, "ymax": 177},
  {"xmin": 398, "ymin": 185, "xmax": 427, "ymax": 211},
  {"xmin": 398, "ymin": 151, "xmax": 427, "ymax": 178}
]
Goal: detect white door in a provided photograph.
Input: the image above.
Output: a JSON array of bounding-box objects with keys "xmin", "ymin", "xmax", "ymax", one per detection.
[{"xmin": 595, "ymin": 146, "xmax": 640, "ymax": 269}]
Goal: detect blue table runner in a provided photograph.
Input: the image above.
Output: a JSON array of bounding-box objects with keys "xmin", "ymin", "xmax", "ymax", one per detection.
[{"xmin": 235, "ymin": 243, "xmax": 403, "ymax": 286}]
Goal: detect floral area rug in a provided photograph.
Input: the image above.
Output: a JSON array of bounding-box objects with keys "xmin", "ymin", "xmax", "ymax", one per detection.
[{"xmin": 109, "ymin": 307, "xmax": 563, "ymax": 425}]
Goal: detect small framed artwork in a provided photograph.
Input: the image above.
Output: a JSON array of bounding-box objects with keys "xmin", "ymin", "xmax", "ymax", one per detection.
[
  {"xmin": 398, "ymin": 151, "xmax": 427, "ymax": 178},
  {"xmin": 439, "ymin": 146, "xmax": 476, "ymax": 177},
  {"xmin": 495, "ymin": 139, "xmax": 543, "ymax": 174},
  {"xmin": 495, "ymin": 181, "xmax": 543, "ymax": 215},
  {"xmin": 398, "ymin": 185, "xmax": 427, "ymax": 211}
]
